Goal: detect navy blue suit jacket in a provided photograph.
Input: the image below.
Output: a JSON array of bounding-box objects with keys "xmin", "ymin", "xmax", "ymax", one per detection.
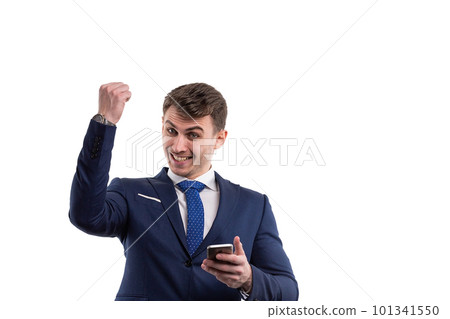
[{"xmin": 69, "ymin": 120, "xmax": 298, "ymax": 301}]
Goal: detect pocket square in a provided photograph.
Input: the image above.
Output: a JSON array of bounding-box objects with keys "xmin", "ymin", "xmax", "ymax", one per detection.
[{"xmin": 137, "ymin": 193, "xmax": 161, "ymax": 203}]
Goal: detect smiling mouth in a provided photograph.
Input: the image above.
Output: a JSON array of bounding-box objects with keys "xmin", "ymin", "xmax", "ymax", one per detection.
[{"xmin": 171, "ymin": 153, "xmax": 193, "ymax": 162}]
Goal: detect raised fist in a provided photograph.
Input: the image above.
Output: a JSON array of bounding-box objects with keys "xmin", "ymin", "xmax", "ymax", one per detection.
[{"xmin": 98, "ymin": 82, "xmax": 132, "ymax": 124}]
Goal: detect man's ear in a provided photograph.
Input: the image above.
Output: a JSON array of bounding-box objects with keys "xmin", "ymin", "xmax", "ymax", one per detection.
[{"xmin": 214, "ymin": 129, "xmax": 228, "ymax": 149}]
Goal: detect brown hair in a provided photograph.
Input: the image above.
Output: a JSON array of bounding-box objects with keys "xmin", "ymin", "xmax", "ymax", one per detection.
[{"xmin": 163, "ymin": 83, "xmax": 227, "ymax": 131}]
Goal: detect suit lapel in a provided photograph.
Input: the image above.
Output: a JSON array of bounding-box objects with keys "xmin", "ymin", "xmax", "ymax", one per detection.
[
  {"xmin": 191, "ymin": 171, "xmax": 241, "ymax": 258},
  {"xmin": 148, "ymin": 168, "xmax": 188, "ymax": 253}
]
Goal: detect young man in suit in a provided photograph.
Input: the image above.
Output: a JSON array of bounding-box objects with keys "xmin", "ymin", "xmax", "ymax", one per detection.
[{"xmin": 69, "ymin": 82, "xmax": 298, "ymax": 301}]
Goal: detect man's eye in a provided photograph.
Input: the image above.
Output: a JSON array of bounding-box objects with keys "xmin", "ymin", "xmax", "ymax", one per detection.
[
  {"xmin": 167, "ymin": 128, "xmax": 176, "ymax": 134},
  {"xmin": 189, "ymin": 133, "xmax": 199, "ymax": 139}
]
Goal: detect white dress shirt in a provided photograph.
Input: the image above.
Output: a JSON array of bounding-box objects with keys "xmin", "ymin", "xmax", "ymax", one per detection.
[{"xmin": 167, "ymin": 167, "xmax": 220, "ymax": 238}]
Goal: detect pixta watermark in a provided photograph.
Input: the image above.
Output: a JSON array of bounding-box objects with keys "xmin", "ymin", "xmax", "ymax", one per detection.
[{"xmin": 126, "ymin": 128, "xmax": 325, "ymax": 175}]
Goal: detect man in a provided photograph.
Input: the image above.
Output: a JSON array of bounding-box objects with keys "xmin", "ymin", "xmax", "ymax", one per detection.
[{"xmin": 69, "ymin": 82, "xmax": 298, "ymax": 301}]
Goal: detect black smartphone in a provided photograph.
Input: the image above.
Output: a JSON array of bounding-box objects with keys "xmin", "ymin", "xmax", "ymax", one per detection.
[{"xmin": 207, "ymin": 244, "xmax": 233, "ymax": 260}]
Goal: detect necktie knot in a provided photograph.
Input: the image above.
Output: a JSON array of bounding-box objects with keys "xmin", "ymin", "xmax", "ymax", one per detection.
[{"xmin": 177, "ymin": 180, "xmax": 206, "ymax": 193}]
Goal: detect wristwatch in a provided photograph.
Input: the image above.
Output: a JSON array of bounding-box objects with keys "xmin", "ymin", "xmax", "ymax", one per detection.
[{"xmin": 92, "ymin": 113, "xmax": 116, "ymax": 127}]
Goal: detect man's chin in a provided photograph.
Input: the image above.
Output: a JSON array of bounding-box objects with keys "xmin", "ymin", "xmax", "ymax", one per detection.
[
  {"xmin": 168, "ymin": 163, "xmax": 192, "ymax": 177},
  {"xmin": 168, "ymin": 163, "xmax": 210, "ymax": 180}
]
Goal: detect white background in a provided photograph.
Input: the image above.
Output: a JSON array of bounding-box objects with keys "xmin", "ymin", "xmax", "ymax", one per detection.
[{"xmin": 1, "ymin": 0, "xmax": 449, "ymax": 318}]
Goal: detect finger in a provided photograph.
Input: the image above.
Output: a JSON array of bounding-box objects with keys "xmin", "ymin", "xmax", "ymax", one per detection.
[
  {"xmin": 119, "ymin": 91, "xmax": 132, "ymax": 102},
  {"xmin": 204, "ymin": 259, "xmax": 239, "ymax": 273},
  {"xmin": 108, "ymin": 84, "xmax": 130, "ymax": 98},
  {"xmin": 115, "ymin": 83, "xmax": 130, "ymax": 93},
  {"xmin": 234, "ymin": 236, "xmax": 246, "ymax": 256},
  {"xmin": 203, "ymin": 258, "xmax": 235, "ymax": 272},
  {"xmin": 100, "ymin": 82, "xmax": 123, "ymax": 92},
  {"xmin": 202, "ymin": 264, "xmax": 240, "ymax": 284},
  {"xmin": 215, "ymin": 253, "xmax": 240, "ymax": 265},
  {"xmin": 202, "ymin": 263, "xmax": 225, "ymax": 277}
]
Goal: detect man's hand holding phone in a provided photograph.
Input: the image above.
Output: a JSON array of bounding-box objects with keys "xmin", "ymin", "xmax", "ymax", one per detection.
[{"xmin": 201, "ymin": 236, "xmax": 253, "ymax": 293}]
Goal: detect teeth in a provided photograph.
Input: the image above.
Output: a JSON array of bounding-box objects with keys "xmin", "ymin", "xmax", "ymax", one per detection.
[{"xmin": 173, "ymin": 155, "xmax": 191, "ymax": 161}]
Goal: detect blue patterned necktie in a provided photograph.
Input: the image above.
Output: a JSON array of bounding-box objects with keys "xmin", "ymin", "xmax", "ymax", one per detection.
[{"xmin": 177, "ymin": 180, "xmax": 206, "ymax": 255}]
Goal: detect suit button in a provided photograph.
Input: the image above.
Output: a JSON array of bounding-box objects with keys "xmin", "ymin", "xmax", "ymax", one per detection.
[{"xmin": 184, "ymin": 260, "xmax": 192, "ymax": 267}]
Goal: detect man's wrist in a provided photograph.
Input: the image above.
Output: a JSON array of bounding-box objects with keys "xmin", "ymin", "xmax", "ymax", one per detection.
[
  {"xmin": 92, "ymin": 113, "xmax": 116, "ymax": 127},
  {"xmin": 241, "ymin": 267, "xmax": 253, "ymax": 294},
  {"xmin": 241, "ymin": 281, "xmax": 252, "ymax": 294}
]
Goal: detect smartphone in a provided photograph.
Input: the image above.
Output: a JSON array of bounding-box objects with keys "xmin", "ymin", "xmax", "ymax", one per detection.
[{"xmin": 207, "ymin": 244, "xmax": 233, "ymax": 260}]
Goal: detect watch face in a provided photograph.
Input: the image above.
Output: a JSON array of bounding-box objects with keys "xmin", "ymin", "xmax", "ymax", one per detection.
[{"xmin": 93, "ymin": 114, "xmax": 104, "ymax": 123}]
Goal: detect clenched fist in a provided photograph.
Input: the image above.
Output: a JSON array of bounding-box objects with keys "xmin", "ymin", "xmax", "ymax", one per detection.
[{"xmin": 98, "ymin": 82, "xmax": 132, "ymax": 124}]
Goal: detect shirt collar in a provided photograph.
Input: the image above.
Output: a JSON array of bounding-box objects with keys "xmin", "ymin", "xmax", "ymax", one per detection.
[{"xmin": 167, "ymin": 167, "xmax": 218, "ymax": 191}]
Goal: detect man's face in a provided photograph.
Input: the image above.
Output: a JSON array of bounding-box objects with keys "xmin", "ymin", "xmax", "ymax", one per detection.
[{"xmin": 162, "ymin": 106, "xmax": 227, "ymax": 179}]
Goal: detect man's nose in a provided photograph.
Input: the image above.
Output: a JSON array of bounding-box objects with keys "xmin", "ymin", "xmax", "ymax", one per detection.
[{"xmin": 171, "ymin": 135, "xmax": 188, "ymax": 153}]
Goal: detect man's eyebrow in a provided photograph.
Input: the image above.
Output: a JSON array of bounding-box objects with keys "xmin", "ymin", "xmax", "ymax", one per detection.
[
  {"xmin": 185, "ymin": 126, "xmax": 204, "ymax": 132},
  {"xmin": 165, "ymin": 120, "xmax": 204, "ymax": 132}
]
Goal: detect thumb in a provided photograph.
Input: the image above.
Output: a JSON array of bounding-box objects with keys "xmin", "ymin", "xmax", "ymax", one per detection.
[{"xmin": 234, "ymin": 236, "xmax": 246, "ymax": 256}]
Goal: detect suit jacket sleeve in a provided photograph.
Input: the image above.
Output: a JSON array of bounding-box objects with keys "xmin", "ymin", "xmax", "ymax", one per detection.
[
  {"xmin": 247, "ymin": 195, "xmax": 299, "ymax": 301},
  {"xmin": 69, "ymin": 120, "xmax": 128, "ymax": 237}
]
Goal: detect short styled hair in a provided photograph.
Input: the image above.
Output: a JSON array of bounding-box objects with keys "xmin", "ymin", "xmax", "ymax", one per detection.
[{"xmin": 163, "ymin": 83, "xmax": 227, "ymax": 131}]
